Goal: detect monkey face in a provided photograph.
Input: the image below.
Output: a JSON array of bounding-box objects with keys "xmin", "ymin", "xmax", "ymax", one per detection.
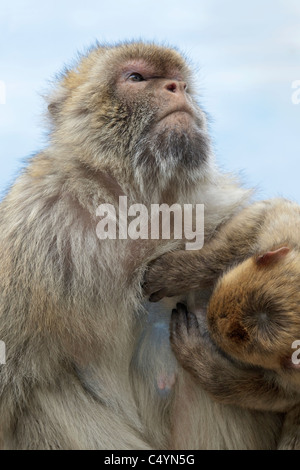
[
  {"xmin": 207, "ymin": 248, "xmax": 300, "ymax": 372},
  {"xmin": 116, "ymin": 60, "xmax": 200, "ymax": 136},
  {"xmin": 116, "ymin": 58, "xmax": 211, "ymax": 183},
  {"xmin": 47, "ymin": 43, "xmax": 212, "ymax": 193}
]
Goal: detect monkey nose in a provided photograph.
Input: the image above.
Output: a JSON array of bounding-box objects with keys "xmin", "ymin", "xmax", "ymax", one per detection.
[{"xmin": 165, "ymin": 81, "xmax": 187, "ymax": 93}]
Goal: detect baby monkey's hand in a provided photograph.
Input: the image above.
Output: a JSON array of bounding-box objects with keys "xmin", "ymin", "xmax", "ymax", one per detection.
[
  {"xmin": 143, "ymin": 251, "xmax": 198, "ymax": 301},
  {"xmin": 170, "ymin": 303, "xmax": 217, "ymax": 380},
  {"xmin": 170, "ymin": 304, "xmax": 275, "ymax": 411}
]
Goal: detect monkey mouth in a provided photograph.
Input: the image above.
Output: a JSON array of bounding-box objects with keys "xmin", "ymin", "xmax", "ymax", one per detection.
[{"xmin": 158, "ymin": 107, "xmax": 194, "ymax": 122}]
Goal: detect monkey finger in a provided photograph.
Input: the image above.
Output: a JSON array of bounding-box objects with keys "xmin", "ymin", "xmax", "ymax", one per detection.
[
  {"xmin": 170, "ymin": 306, "xmax": 188, "ymax": 342},
  {"xmin": 186, "ymin": 311, "xmax": 200, "ymax": 337},
  {"xmin": 141, "ymin": 280, "xmax": 153, "ymax": 296},
  {"xmin": 175, "ymin": 302, "xmax": 188, "ymax": 315},
  {"xmin": 143, "ymin": 280, "xmax": 161, "ymax": 297},
  {"xmin": 174, "ymin": 305, "xmax": 201, "ymax": 346},
  {"xmin": 149, "ymin": 289, "xmax": 168, "ymax": 302}
]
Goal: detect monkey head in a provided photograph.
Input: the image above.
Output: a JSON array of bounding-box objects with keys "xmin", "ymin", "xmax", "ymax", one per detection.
[
  {"xmin": 207, "ymin": 246, "xmax": 300, "ymax": 376},
  {"xmin": 46, "ymin": 42, "xmax": 212, "ymax": 195}
]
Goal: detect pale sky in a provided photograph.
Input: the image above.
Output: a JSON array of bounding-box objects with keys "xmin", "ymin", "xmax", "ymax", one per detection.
[{"xmin": 0, "ymin": 0, "xmax": 299, "ymax": 201}]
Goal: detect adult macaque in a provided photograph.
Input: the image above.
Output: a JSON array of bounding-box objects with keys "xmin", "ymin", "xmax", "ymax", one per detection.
[
  {"xmin": 0, "ymin": 42, "xmax": 281, "ymax": 449},
  {"xmin": 145, "ymin": 198, "xmax": 300, "ymax": 449}
]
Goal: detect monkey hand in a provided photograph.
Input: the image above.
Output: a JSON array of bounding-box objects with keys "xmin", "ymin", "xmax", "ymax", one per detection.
[
  {"xmin": 170, "ymin": 303, "xmax": 216, "ymax": 380},
  {"xmin": 143, "ymin": 251, "xmax": 195, "ymax": 302},
  {"xmin": 170, "ymin": 304, "xmax": 267, "ymax": 407}
]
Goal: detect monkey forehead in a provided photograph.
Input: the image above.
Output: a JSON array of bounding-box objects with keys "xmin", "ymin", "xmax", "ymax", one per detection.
[
  {"xmin": 72, "ymin": 43, "xmax": 191, "ymax": 84},
  {"xmin": 96, "ymin": 42, "xmax": 193, "ymax": 84}
]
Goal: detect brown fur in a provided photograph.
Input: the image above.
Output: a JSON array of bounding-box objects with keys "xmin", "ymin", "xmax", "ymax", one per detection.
[
  {"xmin": 145, "ymin": 199, "xmax": 300, "ymax": 449},
  {"xmin": 0, "ymin": 42, "xmax": 281, "ymax": 449}
]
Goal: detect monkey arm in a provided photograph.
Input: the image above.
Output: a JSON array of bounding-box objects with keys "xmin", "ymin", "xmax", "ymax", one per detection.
[
  {"xmin": 170, "ymin": 304, "xmax": 299, "ymax": 413},
  {"xmin": 144, "ymin": 200, "xmax": 272, "ymax": 301}
]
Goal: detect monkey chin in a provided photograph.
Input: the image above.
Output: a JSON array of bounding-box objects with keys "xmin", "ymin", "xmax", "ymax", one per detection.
[
  {"xmin": 133, "ymin": 127, "xmax": 210, "ymax": 196},
  {"xmin": 131, "ymin": 112, "xmax": 212, "ymax": 196}
]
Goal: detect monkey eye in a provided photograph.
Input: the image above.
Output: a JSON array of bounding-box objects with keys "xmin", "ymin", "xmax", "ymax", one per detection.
[{"xmin": 128, "ymin": 73, "xmax": 145, "ymax": 82}]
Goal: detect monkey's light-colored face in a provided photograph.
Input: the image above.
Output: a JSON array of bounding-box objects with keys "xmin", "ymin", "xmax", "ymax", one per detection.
[
  {"xmin": 117, "ymin": 59, "xmax": 193, "ymax": 131},
  {"xmin": 116, "ymin": 56, "xmax": 211, "ymax": 183},
  {"xmin": 47, "ymin": 43, "xmax": 212, "ymax": 192}
]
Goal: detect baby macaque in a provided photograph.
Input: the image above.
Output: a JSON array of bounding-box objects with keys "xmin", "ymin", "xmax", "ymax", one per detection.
[{"xmin": 144, "ymin": 198, "xmax": 300, "ymax": 449}]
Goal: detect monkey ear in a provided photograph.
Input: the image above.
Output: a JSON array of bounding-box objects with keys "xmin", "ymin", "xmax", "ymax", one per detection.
[{"xmin": 256, "ymin": 246, "xmax": 290, "ymax": 267}]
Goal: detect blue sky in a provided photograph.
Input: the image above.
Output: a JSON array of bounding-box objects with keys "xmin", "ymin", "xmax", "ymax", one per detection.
[{"xmin": 0, "ymin": 0, "xmax": 299, "ymax": 201}]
